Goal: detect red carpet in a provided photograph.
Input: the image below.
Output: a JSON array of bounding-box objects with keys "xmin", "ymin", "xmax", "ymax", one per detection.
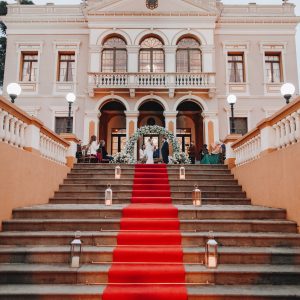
[{"xmin": 103, "ymin": 164, "xmax": 187, "ymax": 300}]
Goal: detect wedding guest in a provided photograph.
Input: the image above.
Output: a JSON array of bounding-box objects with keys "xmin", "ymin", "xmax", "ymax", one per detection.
[
  {"xmin": 139, "ymin": 144, "xmax": 146, "ymax": 162},
  {"xmin": 200, "ymin": 144, "xmax": 209, "ymax": 161},
  {"xmin": 161, "ymin": 137, "xmax": 169, "ymax": 164},
  {"xmin": 153, "ymin": 146, "xmax": 160, "ymax": 159},
  {"xmin": 200, "ymin": 142, "xmax": 221, "ymax": 165},
  {"xmin": 87, "ymin": 135, "xmax": 98, "ymax": 156},
  {"xmin": 188, "ymin": 141, "xmax": 196, "ymax": 164},
  {"xmin": 76, "ymin": 140, "xmax": 83, "ymax": 161},
  {"xmin": 98, "ymin": 140, "xmax": 113, "ymax": 161}
]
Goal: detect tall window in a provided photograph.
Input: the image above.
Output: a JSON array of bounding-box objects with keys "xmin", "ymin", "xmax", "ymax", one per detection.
[
  {"xmin": 230, "ymin": 117, "xmax": 248, "ymax": 135},
  {"xmin": 58, "ymin": 52, "xmax": 75, "ymax": 82},
  {"xmin": 21, "ymin": 52, "xmax": 38, "ymax": 82},
  {"xmin": 102, "ymin": 37, "xmax": 127, "ymax": 72},
  {"xmin": 265, "ymin": 53, "xmax": 282, "ymax": 83},
  {"xmin": 228, "ymin": 53, "xmax": 245, "ymax": 83},
  {"xmin": 55, "ymin": 117, "xmax": 73, "ymax": 134},
  {"xmin": 176, "ymin": 37, "xmax": 201, "ymax": 73},
  {"xmin": 139, "ymin": 36, "xmax": 164, "ymax": 73}
]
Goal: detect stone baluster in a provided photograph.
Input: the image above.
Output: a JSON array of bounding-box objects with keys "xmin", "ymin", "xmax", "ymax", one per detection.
[
  {"xmin": 0, "ymin": 110, "xmax": 8, "ymax": 141},
  {"xmin": 279, "ymin": 120, "xmax": 285, "ymax": 148},
  {"xmin": 9, "ymin": 117, "xmax": 17, "ymax": 145},
  {"xmin": 20, "ymin": 122, "xmax": 26, "ymax": 148},
  {"xmin": 283, "ymin": 118, "xmax": 290, "ymax": 147},
  {"xmin": 14, "ymin": 120, "xmax": 22, "ymax": 148},
  {"xmin": 273, "ymin": 123, "xmax": 281, "ymax": 149},
  {"xmin": 287, "ymin": 115, "xmax": 296, "ymax": 144},
  {"xmin": 292, "ymin": 110, "xmax": 300, "ymax": 142},
  {"xmin": 4, "ymin": 114, "xmax": 12, "ymax": 143}
]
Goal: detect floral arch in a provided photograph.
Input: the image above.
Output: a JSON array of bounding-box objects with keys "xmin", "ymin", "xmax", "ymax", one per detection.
[{"xmin": 112, "ymin": 125, "xmax": 190, "ymax": 164}]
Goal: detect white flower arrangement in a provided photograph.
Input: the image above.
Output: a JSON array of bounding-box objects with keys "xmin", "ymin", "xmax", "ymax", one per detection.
[{"xmin": 111, "ymin": 125, "xmax": 190, "ymax": 164}]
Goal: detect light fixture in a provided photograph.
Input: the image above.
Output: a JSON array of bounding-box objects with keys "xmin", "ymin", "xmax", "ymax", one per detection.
[
  {"xmin": 70, "ymin": 231, "xmax": 82, "ymax": 268},
  {"xmin": 179, "ymin": 166, "xmax": 185, "ymax": 180},
  {"xmin": 205, "ymin": 232, "xmax": 218, "ymax": 269},
  {"xmin": 281, "ymin": 83, "xmax": 295, "ymax": 104},
  {"xmin": 192, "ymin": 185, "xmax": 202, "ymax": 206},
  {"xmin": 7, "ymin": 83, "xmax": 22, "ymax": 104},
  {"xmin": 146, "ymin": 0, "xmax": 158, "ymax": 10},
  {"xmin": 65, "ymin": 93, "xmax": 76, "ymax": 133},
  {"xmin": 105, "ymin": 184, "xmax": 113, "ymax": 206},
  {"xmin": 227, "ymin": 94, "xmax": 237, "ymax": 134},
  {"xmin": 115, "ymin": 166, "xmax": 121, "ymax": 180}
]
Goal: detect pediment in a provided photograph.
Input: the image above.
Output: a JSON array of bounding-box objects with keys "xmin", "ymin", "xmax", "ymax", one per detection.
[{"xmin": 86, "ymin": 0, "xmax": 218, "ymax": 15}]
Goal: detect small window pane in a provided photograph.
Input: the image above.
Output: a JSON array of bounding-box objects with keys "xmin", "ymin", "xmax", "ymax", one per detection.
[
  {"xmin": 21, "ymin": 53, "xmax": 38, "ymax": 82},
  {"xmin": 231, "ymin": 117, "xmax": 248, "ymax": 135},
  {"xmin": 58, "ymin": 53, "xmax": 75, "ymax": 82},
  {"xmin": 140, "ymin": 37, "xmax": 163, "ymax": 48},
  {"xmin": 177, "ymin": 37, "xmax": 200, "ymax": 48},
  {"xmin": 228, "ymin": 53, "xmax": 245, "ymax": 82},
  {"xmin": 55, "ymin": 117, "xmax": 73, "ymax": 134},
  {"xmin": 103, "ymin": 37, "xmax": 126, "ymax": 48}
]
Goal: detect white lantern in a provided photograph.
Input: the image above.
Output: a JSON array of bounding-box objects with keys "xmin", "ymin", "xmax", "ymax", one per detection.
[
  {"xmin": 70, "ymin": 231, "xmax": 82, "ymax": 268},
  {"xmin": 179, "ymin": 166, "xmax": 185, "ymax": 180},
  {"xmin": 192, "ymin": 185, "xmax": 202, "ymax": 206},
  {"xmin": 205, "ymin": 232, "xmax": 218, "ymax": 269},
  {"xmin": 115, "ymin": 165, "xmax": 121, "ymax": 180},
  {"xmin": 105, "ymin": 184, "xmax": 113, "ymax": 206}
]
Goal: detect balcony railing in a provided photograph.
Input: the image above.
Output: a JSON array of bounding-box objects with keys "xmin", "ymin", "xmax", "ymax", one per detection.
[{"xmin": 88, "ymin": 72, "xmax": 215, "ymax": 90}]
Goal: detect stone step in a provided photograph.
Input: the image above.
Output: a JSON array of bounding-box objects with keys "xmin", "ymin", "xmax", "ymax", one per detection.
[
  {"xmin": 0, "ymin": 263, "xmax": 300, "ymax": 285},
  {"xmin": 0, "ymin": 284, "xmax": 299, "ymax": 300},
  {"xmin": 49, "ymin": 197, "xmax": 251, "ymax": 205},
  {"xmin": 0, "ymin": 245, "xmax": 300, "ymax": 265},
  {"xmin": 70, "ymin": 169, "xmax": 232, "ymax": 175},
  {"xmin": 63, "ymin": 179, "xmax": 239, "ymax": 186},
  {"xmin": 53, "ymin": 190, "xmax": 247, "ymax": 199},
  {"xmin": 11, "ymin": 204, "xmax": 286, "ymax": 221},
  {"xmin": 2, "ymin": 219, "xmax": 297, "ymax": 233},
  {"xmin": 73, "ymin": 164, "xmax": 229, "ymax": 170},
  {"xmin": 1, "ymin": 231, "xmax": 300, "ymax": 248},
  {"xmin": 57, "ymin": 184, "xmax": 243, "ymax": 192}
]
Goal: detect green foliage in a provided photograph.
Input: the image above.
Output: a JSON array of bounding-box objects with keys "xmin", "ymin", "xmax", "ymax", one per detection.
[
  {"xmin": 0, "ymin": 1, "xmax": 7, "ymax": 16},
  {"xmin": 20, "ymin": 0, "xmax": 34, "ymax": 4}
]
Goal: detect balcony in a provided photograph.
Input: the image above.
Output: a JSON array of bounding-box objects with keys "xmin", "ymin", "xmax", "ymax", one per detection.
[{"xmin": 88, "ymin": 72, "xmax": 216, "ymax": 97}]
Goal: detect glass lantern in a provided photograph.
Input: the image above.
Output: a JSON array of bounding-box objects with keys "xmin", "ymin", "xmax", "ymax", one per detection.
[
  {"xmin": 115, "ymin": 165, "xmax": 121, "ymax": 180},
  {"xmin": 70, "ymin": 232, "xmax": 82, "ymax": 268},
  {"xmin": 205, "ymin": 232, "xmax": 218, "ymax": 269},
  {"xmin": 105, "ymin": 184, "xmax": 113, "ymax": 206},
  {"xmin": 192, "ymin": 185, "xmax": 202, "ymax": 206},
  {"xmin": 179, "ymin": 166, "xmax": 185, "ymax": 180}
]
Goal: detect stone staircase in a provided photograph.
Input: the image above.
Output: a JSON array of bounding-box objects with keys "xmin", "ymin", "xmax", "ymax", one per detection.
[{"xmin": 0, "ymin": 164, "xmax": 300, "ymax": 299}]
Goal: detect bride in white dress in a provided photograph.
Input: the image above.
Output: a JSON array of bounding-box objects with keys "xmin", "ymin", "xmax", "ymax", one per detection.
[{"xmin": 145, "ymin": 138, "xmax": 154, "ymax": 164}]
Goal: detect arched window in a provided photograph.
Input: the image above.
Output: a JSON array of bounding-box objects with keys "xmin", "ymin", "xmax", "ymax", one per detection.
[
  {"xmin": 176, "ymin": 37, "xmax": 202, "ymax": 73},
  {"xmin": 139, "ymin": 36, "xmax": 164, "ymax": 73},
  {"xmin": 102, "ymin": 36, "xmax": 127, "ymax": 72}
]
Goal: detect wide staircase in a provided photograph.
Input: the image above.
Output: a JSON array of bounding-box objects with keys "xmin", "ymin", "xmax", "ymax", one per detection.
[{"xmin": 0, "ymin": 163, "xmax": 300, "ymax": 299}]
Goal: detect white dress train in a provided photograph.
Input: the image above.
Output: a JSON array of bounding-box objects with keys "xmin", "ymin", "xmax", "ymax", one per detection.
[{"xmin": 145, "ymin": 142, "xmax": 154, "ymax": 164}]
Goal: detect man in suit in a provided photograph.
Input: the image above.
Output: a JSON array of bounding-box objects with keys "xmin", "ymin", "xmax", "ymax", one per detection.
[{"xmin": 161, "ymin": 137, "xmax": 169, "ymax": 164}]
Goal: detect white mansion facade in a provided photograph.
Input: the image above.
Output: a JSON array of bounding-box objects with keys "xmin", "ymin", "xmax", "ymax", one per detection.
[{"xmin": 2, "ymin": 0, "xmax": 300, "ymax": 157}]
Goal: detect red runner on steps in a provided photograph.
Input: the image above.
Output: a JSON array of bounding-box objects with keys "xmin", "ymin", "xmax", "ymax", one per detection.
[{"xmin": 103, "ymin": 164, "xmax": 187, "ymax": 300}]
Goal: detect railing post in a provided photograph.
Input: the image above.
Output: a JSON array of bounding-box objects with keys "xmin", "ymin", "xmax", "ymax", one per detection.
[
  {"xmin": 60, "ymin": 133, "xmax": 80, "ymax": 168},
  {"xmin": 24, "ymin": 118, "xmax": 43, "ymax": 154},
  {"xmin": 223, "ymin": 134, "xmax": 242, "ymax": 169},
  {"xmin": 259, "ymin": 122, "xmax": 276, "ymax": 155}
]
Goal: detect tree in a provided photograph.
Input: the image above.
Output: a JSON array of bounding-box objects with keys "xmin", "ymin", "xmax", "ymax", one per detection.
[{"xmin": 0, "ymin": 0, "xmax": 34, "ymax": 87}]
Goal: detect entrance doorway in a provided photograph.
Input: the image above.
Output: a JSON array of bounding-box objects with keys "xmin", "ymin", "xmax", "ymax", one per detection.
[
  {"xmin": 111, "ymin": 128, "xmax": 126, "ymax": 155},
  {"xmin": 176, "ymin": 100, "xmax": 203, "ymax": 160},
  {"xmin": 99, "ymin": 100, "xmax": 126, "ymax": 155}
]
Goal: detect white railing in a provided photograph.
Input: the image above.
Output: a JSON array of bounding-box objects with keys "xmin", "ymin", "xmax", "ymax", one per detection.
[
  {"xmin": 0, "ymin": 96, "xmax": 71, "ymax": 166},
  {"xmin": 136, "ymin": 73, "xmax": 167, "ymax": 87},
  {"xmin": 40, "ymin": 133, "xmax": 68, "ymax": 165},
  {"xmin": 176, "ymin": 73, "xmax": 213, "ymax": 87},
  {"xmin": 227, "ymin": 98, "xmax": 300, "ymax": 167},
  {"xmin": 91, "ymin": 73, "xmax": 129, "ymax": 88},
  {"xmin": 0, "ymin": 109, "xmax": 27, "ymax": 148},
  {"xmin": 88, "ymin": 72, "xmax": 215, "ymax": 89},
  {"xmin": 235, "ymin": 133, "xmax": 261, "ymax": 166},
  {"xmin": 273, "ymin": 110, "xmax": 300, "ymax": 149}
]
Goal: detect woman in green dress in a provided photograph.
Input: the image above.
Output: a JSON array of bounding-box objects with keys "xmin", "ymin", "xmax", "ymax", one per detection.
[{"xmin": 200, "ymin": 142, "xmax": 221, "ymax": 165}]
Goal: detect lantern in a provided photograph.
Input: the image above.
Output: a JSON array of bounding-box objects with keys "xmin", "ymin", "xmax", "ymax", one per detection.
[
  {"xmin": 115, "ymin": 165, "xmax": 121, "ymax": 179},
  {"xmin": 179, "ymin": 166, "xmax": 185, "ymax": 180},
  {"xmin": 192, "ymin": 185, "xmax": 202, "ymax": 206},
  {"xmin": 105, "ymin": 184, "xmax": 113, "ymax": 206},
  {"xmin": 70, "ymin": 231, "xmax": 82, "ymax": 268},
  {"xmin": 205, "ymin": 232, "xmax": 218, "ymax": 269}
]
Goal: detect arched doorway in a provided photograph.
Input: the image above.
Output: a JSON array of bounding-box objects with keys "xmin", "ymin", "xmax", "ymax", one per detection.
[
  {"xmin": 138, "ymin": 100, "xmax": 165, "ymax": 156},
  {"xmin": 99, "ymin": 100, "xmax": 127, "ymax": 155},
  {"xmin": 176, "ymin": 100, "xmax": 203, "ymax": 160}
]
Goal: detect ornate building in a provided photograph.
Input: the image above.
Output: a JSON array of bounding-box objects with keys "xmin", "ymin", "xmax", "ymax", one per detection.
[{"xmin": 2, "ymin": 0, "xmax": 300, "ymax": 157}]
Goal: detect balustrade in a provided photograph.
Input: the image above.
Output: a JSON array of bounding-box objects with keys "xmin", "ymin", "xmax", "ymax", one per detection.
[
  {"xmin": 272, "ymin": 109, "xmax": 300, "ymax": 149},
  {"xmin": 88, "ymin": 72, "xmax": 215, "ymax": 89}
]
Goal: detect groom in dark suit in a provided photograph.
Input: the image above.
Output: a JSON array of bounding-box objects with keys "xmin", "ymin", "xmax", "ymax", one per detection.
[{"xmin": 161, "ymin": 137, "xmax": 169, "ymax": 164}]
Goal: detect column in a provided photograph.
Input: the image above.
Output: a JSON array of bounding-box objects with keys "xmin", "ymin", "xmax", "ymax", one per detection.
[
  {"xmin": 164, "ymin": 112, "xmax": 177, "ymax": 134},
  {"xmin": 164, "ymin": 46, "xmax": 177, "ymax": 95},
  {"xmin": 89, "ymin": 45, "xmax": 102, "ymax": 73},
  {"xmin": 201, "ymin": 45, "xmax": 215, "ymax": 73},
  {"xmin": 125, "ymin": 111, "xmax": 139, "ymax": 160},
  {"xmin": 83, "ymin": 112, "xmax": 100, "ymax": 145},
  {"xmin": 202, "ymin": 112, "xmax": 220, "ymax": 146},
  {"xmin": 127, "ymin": 46, "xmax": 140, "ymax": 90}
]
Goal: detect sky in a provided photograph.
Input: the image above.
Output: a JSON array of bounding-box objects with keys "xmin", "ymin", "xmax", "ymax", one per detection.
[{"xmin": 5, "ymin": 0, "xmax": 300, "ymax": 88}]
